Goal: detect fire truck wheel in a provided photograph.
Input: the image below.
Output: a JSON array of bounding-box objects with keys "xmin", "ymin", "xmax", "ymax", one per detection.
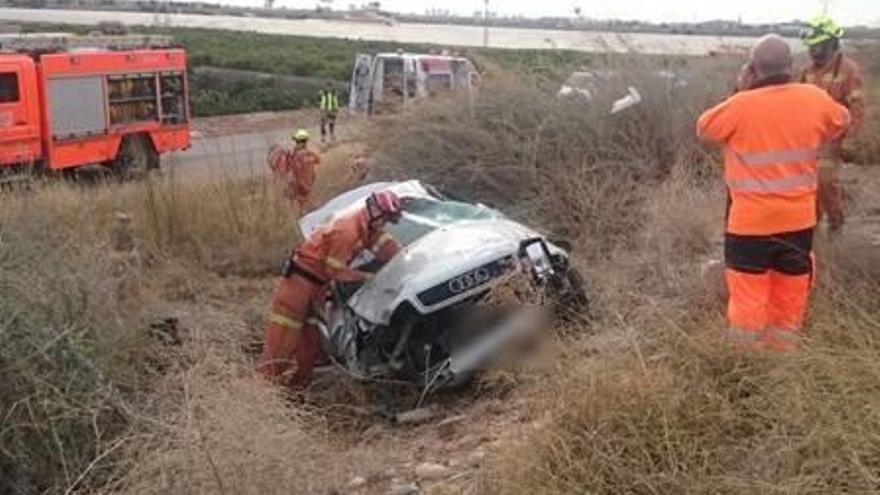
[{"xmin": 113, "ymin": 135, "xmax": 159, "ymax": 179}]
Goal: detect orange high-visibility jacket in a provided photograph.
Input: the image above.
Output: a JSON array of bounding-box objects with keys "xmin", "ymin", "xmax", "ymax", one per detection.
[
  {"xmin": 269, "ymin": 147, "xmax": 320, "ymax": 196},
  {"xmin": 801, "ymin": 53, "xmax": 865, "ymax": 134},
  {"xmin": 697, "ymin": 83, "xmax": 851, "ymax": 236},
  {"xmin": 289, "ymin": 148, "xmax": 320, "ymax": 196},
  {"xmin": 294, "ymin": 208, "xmax": 401, "ymax": 282}
]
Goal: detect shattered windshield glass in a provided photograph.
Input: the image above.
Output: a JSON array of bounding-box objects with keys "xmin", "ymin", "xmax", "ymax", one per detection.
[{"xmin": 388, "ymin": 197, "xmax": 502, "ymax": 247}]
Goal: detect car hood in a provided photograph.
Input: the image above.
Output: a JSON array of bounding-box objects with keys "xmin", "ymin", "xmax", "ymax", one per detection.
[
  {"xmin": 306, "ymin": 180, "xmax": 568, "ymax": 325},
  {"xmin": 348, "ymin": 217, "xmax": 543, "ymax": 324}
]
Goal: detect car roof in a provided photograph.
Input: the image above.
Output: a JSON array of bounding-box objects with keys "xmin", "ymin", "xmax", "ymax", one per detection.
[{"xmin": 298, "ymin": 180, "xmax": 434, "ymax": 237}]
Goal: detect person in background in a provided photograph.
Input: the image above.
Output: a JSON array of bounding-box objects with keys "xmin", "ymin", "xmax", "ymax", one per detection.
[
  {"xmin": 697, "ymin": 34, "xmax": 851, "ymax": 352},
  {"xmin": 319, "ymin": 82, "xmax": 341, "ymax": 144},
  {"xmin": 799, "ymin": 15, "xmax": 866, "ymax": 234},
  {"xmin": 268, "ymin": 129, "xmax": 321, "ymax": 212}
]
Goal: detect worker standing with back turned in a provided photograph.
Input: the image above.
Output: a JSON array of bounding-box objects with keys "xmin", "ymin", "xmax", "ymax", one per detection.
[
  {"xmin": 697, "ymin": 34, "xmax": 851, "ymax": 352},
  {"xmin": 319, "ymin": 82, "xmax": 341, "ymax": 144},
  {"xmin": 800, "ymin": 15, "xmax": 866, "ymax": 234}
]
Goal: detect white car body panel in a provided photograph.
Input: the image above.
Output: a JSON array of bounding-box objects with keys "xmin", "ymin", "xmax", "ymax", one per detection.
[
  {"xmin": 302, "ymin": 181, "xmax": 566, "ymax": 326},
  {"xmin": 349, "ymin": 218, "xmax": 541, "ymax": 324}
]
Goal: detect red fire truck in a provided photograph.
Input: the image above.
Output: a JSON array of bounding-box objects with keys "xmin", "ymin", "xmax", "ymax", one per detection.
[{"xmin": 0, "ymin": 34, "xmax": 190, "ymax": 178}]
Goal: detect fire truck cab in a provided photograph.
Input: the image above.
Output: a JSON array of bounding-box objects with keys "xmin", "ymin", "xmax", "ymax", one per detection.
[{"xmin": 0, "ymin": 34, "xmax": 189, "ymax": 177}]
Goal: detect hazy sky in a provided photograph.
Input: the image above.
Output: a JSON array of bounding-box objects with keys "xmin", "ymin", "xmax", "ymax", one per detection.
[{"xmin": 223, "ymin": 0, "xmax": 880, "ymax": 25}]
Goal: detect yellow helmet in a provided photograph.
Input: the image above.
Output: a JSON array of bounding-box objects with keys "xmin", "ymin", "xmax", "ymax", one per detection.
[
  {"xmin": 801, "ymin": 15, "xmax": 845, "ymax": 46},
  {"xmin": 292, "ymin": 129, "xmax": 310, "ymax": 142}
]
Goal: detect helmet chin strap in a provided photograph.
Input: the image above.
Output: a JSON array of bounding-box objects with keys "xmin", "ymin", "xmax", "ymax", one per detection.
[{"xmin": 366, "ymin": 200, "xmax": 383, "ymax": 225}]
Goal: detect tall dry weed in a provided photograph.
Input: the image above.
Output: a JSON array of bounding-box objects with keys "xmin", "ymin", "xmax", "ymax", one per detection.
[
  {"xmin": 844, "ymin": 43, "xmax": 880, "ymax": 165},
  {"xmin": 485, "ymin": 280, "xmax": 880, "ymax": 494},
  {"xmin": 1, "ymin": 183, "xmax": 157, "ymax": 494},
  {"xmin": 361, "ymin": 53, "xmax": 880, "ymax": 493},
  {"xmin": 467, "ymin": 55, "xmax": 880, "ymax": 495},
  {"xmin": 96, "ymin": 303, "xmax": 377, "ymax": 495},
  {"xmin": 5, "ymin": 46, "xmax": 875, "ymax": 495},
  {"xmin": 137, "ymin": 169, "xmax": 295, "ymax": 276},
  {"xmin": 0, "ymin": 170, "xmax": 314, "ymax": 494},
  {"xmin": 369, "ymin": 57, "xmax": 735, "ymax": 257}
]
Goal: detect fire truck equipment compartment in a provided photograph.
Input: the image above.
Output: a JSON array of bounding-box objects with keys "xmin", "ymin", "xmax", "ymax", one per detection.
[{"xmin": 48, "ymin": 76, "xmax": 106, "ymax": 140}]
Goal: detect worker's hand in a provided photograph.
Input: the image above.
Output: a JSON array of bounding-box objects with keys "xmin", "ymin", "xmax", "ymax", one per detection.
[{"xmin": 732, "ymin": 63, "xmax": 756, "ymax": 95}]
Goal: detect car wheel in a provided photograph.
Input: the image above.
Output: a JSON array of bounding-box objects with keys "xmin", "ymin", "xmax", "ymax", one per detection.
[{"xmin": 552, "ymin": 267, "xmax": 590, "ymax": 321}]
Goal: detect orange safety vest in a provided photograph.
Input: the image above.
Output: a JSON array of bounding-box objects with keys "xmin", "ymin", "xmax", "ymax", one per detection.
[
  {"xmin": 697, "ymin": 83, "xmax": 851, "ymax": 236},
  {"xmin": 294, "ymin": 208, "xmax": 399, "ymax": 282}
]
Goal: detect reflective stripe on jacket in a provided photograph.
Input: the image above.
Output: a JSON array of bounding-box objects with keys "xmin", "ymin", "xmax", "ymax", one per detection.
[
  {"xmin": 294, "ymin": 208, "xmax": 401, "ymax": 282},
  {"xmin": 320, "ymin": 90, "xmax": 340, "ymax": 113},
  {"xmin": 697, "ymin": 83, "xmax": 851, "ymax": 236}
]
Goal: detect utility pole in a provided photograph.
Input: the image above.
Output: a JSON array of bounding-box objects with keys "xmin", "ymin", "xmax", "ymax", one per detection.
[
  {"xmin": 153, "ymin": 1, "xmax": 172, "ymax": 29},
  {"xmin": 483, "ymin": 0, "xmax": 489, "ymax": 48},
  {"xmin": 821, "ymin": 0, "xmax": 831, "ymax": 14}
]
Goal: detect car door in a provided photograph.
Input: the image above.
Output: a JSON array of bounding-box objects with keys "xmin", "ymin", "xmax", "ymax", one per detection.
[
  {"xmin": 0, "ymin": 55, "xmax": 41, "ymax": 166},
  {"xmin": 349, "ymin": 53, "xmax": 373, "ymax": 113}
]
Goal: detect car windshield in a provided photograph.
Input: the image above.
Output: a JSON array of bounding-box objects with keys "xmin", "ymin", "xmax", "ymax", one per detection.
[{"xmin": 387, "ymin": 196, "xmax": 502, "ymax": 246}]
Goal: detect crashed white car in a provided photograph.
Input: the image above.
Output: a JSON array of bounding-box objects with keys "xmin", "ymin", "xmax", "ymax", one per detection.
[{"xmin": 301, "ymin": 181, "xmax": 588, "ymax": 393}]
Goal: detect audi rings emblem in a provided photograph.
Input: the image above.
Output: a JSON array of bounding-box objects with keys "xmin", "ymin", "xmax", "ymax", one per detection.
[{"xmin": 448, "ymin": 268, "xmax": 492, "ymax": 294}]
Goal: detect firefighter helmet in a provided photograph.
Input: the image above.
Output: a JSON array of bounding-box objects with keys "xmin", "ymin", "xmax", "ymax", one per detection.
[
  {"xmin": 292, "ymin": 129, "xmax": 310, "ymax": 142},
  {"xmin": 366, "ymin": 191, "xmax": 403, "ymax": 223},
  {"xmin": 801, "ymin": 15, "xmax": 845, "ymax": 46}
]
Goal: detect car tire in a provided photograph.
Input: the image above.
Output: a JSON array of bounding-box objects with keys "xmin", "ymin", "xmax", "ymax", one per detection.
[{"xmin": 552, "ymin": 267, "xmax": 590, "ymax": 321}]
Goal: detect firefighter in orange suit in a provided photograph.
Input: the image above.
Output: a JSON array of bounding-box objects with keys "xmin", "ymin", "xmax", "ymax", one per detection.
[
  {"xmin": 800, "ymin": 15, "xmax": 866, "ymax": 233},
  {"xmin": 697, "ymin": 34, "xmax": 851, "ymax": 352},
  {"xmin": 268, "ymin": 129, "xmax": 321, "ymax": 212},
  {"xmin": 258, "ymin": 191, "xmax": 403, "ymax": 388}
]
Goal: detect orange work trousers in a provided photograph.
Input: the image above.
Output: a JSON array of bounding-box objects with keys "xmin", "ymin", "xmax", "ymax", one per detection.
[
  {"xmin": 258, "ymin": 273, "xmax": 324, "ymax": 388},
  {"xmin": 291, "ymin": 185, "xmax": 314, "ymax": 213},
  {"xmin": 724, "ymin": 229, "xmax": 814, "ymax": 352}
]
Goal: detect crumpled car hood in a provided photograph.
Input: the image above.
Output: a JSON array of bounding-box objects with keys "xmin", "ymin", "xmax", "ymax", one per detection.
[
  {"xmin": 302, "ymin": 181, "xmax": 567, "ymax": 326},
  {"xmin": 348, "ymin": 218, "xmax": 542, "ymax": 324}
]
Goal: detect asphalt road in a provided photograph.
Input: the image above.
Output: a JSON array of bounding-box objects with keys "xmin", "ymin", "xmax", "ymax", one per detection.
[
  {"xmin": 164, "ymin": 109, "xmax": 360, "ymax": 180},
  {"xmin": 165, "ymin": 127, "xmax": 288, "ymax": 180}
]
